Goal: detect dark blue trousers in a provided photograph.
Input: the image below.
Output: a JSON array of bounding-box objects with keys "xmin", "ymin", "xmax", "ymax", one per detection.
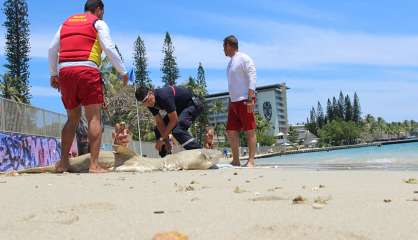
[{"xmin": 154, "ymin": 104, "xmax": 202, "ymax": 157}]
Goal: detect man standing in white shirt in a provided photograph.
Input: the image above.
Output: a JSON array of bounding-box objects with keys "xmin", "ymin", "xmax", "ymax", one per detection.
[
  {"xmin": 223, "ymin": 35, "xmax": 257, "ymax": 168},
  {"xmin": 48, "ymin": 0, "xmax": 128, "ymax": 173}
]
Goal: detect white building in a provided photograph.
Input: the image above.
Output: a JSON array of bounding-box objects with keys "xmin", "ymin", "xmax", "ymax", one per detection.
[{"xmin": 206, "ymin": 83, "xmax": 289, "ymax": 139}]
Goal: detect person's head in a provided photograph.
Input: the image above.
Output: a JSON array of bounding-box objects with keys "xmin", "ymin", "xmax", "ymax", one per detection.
[
  {"xmin": 115, "ymin": 123, "xmax": 120, "ymax": 131},
  {"xmin": 223, "ymin": 35, "xmax": 239, "ymax": 57},
  {"xmin": 205, "ymin": 127, "xmax": 214, "ymax": 135},
  {"xmin": 120, "ymin": 122, "xmax": 126, "ymax": 129},
  {"xmin": 84, "ymin": 0, "xmax": 104, "ymax": 19},
  {"xmin": 135, "ymin": 86, "xmax": 156, "ymax": 108}
]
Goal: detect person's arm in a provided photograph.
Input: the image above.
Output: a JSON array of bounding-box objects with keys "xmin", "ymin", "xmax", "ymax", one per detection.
[
  {"xmin": 155, "ymin": 112, "xmax": 178, "ymax": 151},
  {"xmin": 154, "ymin": 114, "xmax": 166, "ymax": 137},
  {"xmin": 95, "ymin": 20, "xmax": 128, "ymax": 83},
  {"xmin": 155, "ymin": 89, "xmax": 177, "ymax": 140},
  {"xmin": 243, "ymin": 55, "xmax": 256, "ymax": 97},
  {"xmin": 48, "ymin": 26, "xmax": 61, "ymax": 89},
  {"xmin": 160, "ymin": 112, "xmax": 178, "ymax": 140},
  {"xmin": 243, "ymin": 55, "xmax": 257, "ymax": 113}
]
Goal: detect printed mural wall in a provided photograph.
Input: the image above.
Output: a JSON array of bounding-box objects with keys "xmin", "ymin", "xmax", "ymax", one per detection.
[{"xmin": 0, "ymin": 132, "xmax": 62, "ymax": 172}]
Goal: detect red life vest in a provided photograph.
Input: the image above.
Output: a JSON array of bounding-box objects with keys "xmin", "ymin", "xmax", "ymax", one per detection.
[{"xmin": 59, "ymin": 13, "xmax": 102, "ymax": 66}]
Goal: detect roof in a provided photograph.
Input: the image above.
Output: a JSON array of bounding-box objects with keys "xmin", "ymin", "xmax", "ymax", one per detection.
[{"xmin": 206, "ymin": 83, "xmax": 290, "ymax": 99}]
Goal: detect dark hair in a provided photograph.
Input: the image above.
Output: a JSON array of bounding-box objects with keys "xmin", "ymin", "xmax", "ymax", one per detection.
[
  {"xmin": 135, "ymin": 86, "xmax": 151, "ymax": 102},
  {"xmin": 224, "ymin": 35, "xmax": 239, "ymax": 49},
  {"xmin": 84, "ymin": 0, "xmax": 104, "ymax": 13}
]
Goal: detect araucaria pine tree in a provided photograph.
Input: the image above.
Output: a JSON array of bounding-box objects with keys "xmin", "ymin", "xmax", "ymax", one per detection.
[
  {"xmin": 195, "ymin": 63, "xmax": 208, "ymax": 144},
  {"xmin": 161, "ymin": 32, "xmax": 179, "ymax": 86},
  {"xmin": 326, "ymin": 99, "xmax": 333, "ymax": 123},
  {"xmin": 133, "ymin": 35, "xmax": 152, "ymax": 88},
  {"xmin": 353, "ymin": 92, "xmax": 361, "ymax": 123},
  {"xmin": 2, "ymin": 0, "xmax": 31, "ymax": 103},
  {"xmin": 344, "ymin": 94, "xmax": 353, "ymax": 122},
  {"xmin": 316, "ymin": 101, "xmax": 325, "ymax": 128},
  {"xmin": 337, "ymin": 91, "xmax": 345, "ymax": 119},
  {"xmin": 197, "ymin": 62, "xmax": 207, "ymax": 91}
]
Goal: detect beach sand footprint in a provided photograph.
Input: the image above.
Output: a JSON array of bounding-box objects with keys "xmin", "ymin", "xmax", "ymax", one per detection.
[
  {"xmin": 20, "ymin": 210, "xmax": 80, "ymax": 225},
  {"xmin": 250, "ymin": 196, "xmax": 288, "ymax": 202},
  {"xmin": 19, "ymin": 202, "xmax": 115, "ymax": 226},
  {"xmin": 247, "ymin": 224, "xmax": 370, "ymax": 240},
  {"xmin": 267, "ymin": 187, "xmax": 282, "ymax": 192}
]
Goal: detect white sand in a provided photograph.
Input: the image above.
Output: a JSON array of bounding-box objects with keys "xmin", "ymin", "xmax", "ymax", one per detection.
[{"xmin": 0, "ymin": 169, "xmax": 417, "ymax": 240}]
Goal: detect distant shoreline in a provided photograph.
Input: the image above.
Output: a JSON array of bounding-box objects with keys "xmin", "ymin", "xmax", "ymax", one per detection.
[{"xmin": 241, "ymin": 138, "xmax": 418, "ymax": 161}]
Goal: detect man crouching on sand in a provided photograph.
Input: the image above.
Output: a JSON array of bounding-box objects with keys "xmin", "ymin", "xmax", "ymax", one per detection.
[
  {"xmin": 135, "ymin": 85, "xmax": 203, "ymax": 158},
  {"xmin": 48, "ymin": 0, "xmax": 128, "ymax": 173}
]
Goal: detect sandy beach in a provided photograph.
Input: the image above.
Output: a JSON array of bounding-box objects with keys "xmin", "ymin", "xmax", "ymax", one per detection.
[{"xmin": 0, "ymin": 169, "xmax": 417, "ymax": 240}]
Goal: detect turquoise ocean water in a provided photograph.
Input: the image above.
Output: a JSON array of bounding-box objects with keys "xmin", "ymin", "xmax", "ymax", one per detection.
[{"xmin": 257, "ymin": 142, "xmax": 418, "ymax": 170}]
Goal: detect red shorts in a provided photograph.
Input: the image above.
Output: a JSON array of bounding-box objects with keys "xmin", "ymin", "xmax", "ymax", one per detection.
[
  {"xmin": 59, "ymin": 66, "xmax": 104, "ymax": 110},
  {"xmin": 226, "ymin": 100, "xmax": 256, "ymax": 131}
]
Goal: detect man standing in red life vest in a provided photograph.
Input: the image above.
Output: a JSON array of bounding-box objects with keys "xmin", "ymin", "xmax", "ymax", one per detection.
[{"xmin": 48, "ymin": 0, "xmax": 128, "ymax": 173}]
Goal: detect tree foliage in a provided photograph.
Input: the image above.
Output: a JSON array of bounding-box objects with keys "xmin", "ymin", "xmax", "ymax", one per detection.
[
  {"xmin": 318, "ymin": 120, "xmax": 361, "ymax": 146},
  {"xmin": 255, "ymin": 113, "xmax": 276, "ymax": 146},
  {"xmin": 182, "ymin": 63, "xmax": 209, "ymax": 144},
  {"xmin": 2, "ymin": 0, "xmax": 31, "ymax": 103},
  {"xmin": 0, "ymin": 74, "xmax": 25, "ymax": 103},
  {"xmin": 133, "ymin": 35, "xmax": 152, "ymax": 88},
  {"xmin": 101, "ymin": 56, "xmax": 154, "ymax": 141},
  {"xmin": 161, "ymin": 32, "xmax": 179, "ymax": 86},
  {"xmin": 288, "ymin": 125, "xmax": 299, "ymax": 144}
]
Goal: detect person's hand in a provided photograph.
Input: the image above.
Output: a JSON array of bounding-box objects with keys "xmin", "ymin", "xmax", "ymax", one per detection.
[
  {"xmin": 155, "ymin": 138, "xmax": 165, "ymax": 151},
  {"xmin": 247, "ymin": 89, "xmax": 255, "ymax": 113},
  {"xmin": 246, "ymin": 100, "xmax": 254, "ymax": 114},
  {"xmin": 121, "ymin": 74, "xmax": 129, "ymax": 86},
  {"xmin": 50, "ymin": 76, "xmax": 59, "ymax": 90}
]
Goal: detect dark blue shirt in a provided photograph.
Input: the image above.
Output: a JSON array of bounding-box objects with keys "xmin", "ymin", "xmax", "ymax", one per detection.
[{"xmin": 148, "ymin": 86, "xmax": 194, "ymax": 116}]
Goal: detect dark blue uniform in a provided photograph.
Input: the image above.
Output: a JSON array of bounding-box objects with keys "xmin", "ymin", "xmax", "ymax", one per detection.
[{"xmin": 148, "ymin": 86, "xmax": 203, "ymax": 157}]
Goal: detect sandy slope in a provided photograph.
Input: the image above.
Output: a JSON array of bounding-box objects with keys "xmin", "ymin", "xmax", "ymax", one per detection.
[{"xmin": 0, "ymin": 169, "xmax": 417, "ymax": 240}]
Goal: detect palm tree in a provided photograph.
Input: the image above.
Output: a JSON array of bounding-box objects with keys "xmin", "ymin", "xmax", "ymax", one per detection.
[
  {"xmin": 0, "ymin": 74, "xmax": 25, "ymax": 103},
  {"xmin": 210, "ymin": 100, "xmax": 225, "ymax": 142},
  {"xmin": 100, "ymin": 55, "xmax": 153, "ymax": 142}
]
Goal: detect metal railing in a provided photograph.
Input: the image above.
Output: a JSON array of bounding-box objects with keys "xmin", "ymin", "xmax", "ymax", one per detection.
[
  {"xmin": 0, "ymin": 97, "xmax": 155, "ymax": 156},
  {"xmin": 0, "ymin": 97, "xmax": 66, "ymax": 138}
]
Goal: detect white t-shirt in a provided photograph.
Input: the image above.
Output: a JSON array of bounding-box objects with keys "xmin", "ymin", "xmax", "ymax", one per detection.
[
  {"xmin": 227, "ymin": 52, "xmax": 257, "ymax": 102},
  {"xmin": 48, "ymin": 20, "xmax": 127, "ymax": 76}
]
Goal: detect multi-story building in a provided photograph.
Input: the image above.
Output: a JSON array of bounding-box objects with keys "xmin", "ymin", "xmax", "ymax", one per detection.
[{"xmin": 206, "ymin": 83, "xmax": 289, "ymax": 140}]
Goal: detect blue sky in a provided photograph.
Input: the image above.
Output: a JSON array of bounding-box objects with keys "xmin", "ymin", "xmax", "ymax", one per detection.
[{"xmin": 1, "ymin": 0, "xmax": 418, "ymax": 123}]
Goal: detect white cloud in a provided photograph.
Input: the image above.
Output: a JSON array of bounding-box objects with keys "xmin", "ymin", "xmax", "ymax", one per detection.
[
  {"xmin": 205, "ymin": 15, "xmax": 418, "ymax": 68},
  {"xmin": 109, "ymin": 24, "xmax": 418, "ymax": 71},
  {"xmin": 30, "ymin": 86, "xmax": 60, "ymax": 97},
  {"xmin": 111, "ymin": 33, "xmax": 228, "ymax": 69},
  {"xmin": 284, "ymin": 77, "xmax": 418, "ymax": 123},
  {"xmin": 21, "ymin": 20, "xmax": 418, "ymax": 71}
]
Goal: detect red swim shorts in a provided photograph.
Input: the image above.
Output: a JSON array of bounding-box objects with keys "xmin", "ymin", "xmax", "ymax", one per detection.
[
  {"xmin": 59, "ymin": 66, "xmax": 104, "ymax": 110},
  {"xmin": 226, "ymin": 100, "xmax": 256, "ymax": 131}
]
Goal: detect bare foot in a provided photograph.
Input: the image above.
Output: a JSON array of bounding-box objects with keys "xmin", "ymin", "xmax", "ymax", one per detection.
[
  {"xmin": 243, "ymin": 161, "xmax": 255, "ymax": 168},
  {"xmin": 89, "ymin": 166, "xmax": 108, "ymax": 174},
  {"xmin": 230, "ymin": 161, "xmax": 241, "ymax": 167},
  {"xmin": 55, "ymin": 160, "xmax": 70, "ymax": 173}
]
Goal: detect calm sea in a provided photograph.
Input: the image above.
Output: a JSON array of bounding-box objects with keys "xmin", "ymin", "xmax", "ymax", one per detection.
[{"xmin": 257, "ymin": 142, "xmax": 418, "ymax": 170}]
